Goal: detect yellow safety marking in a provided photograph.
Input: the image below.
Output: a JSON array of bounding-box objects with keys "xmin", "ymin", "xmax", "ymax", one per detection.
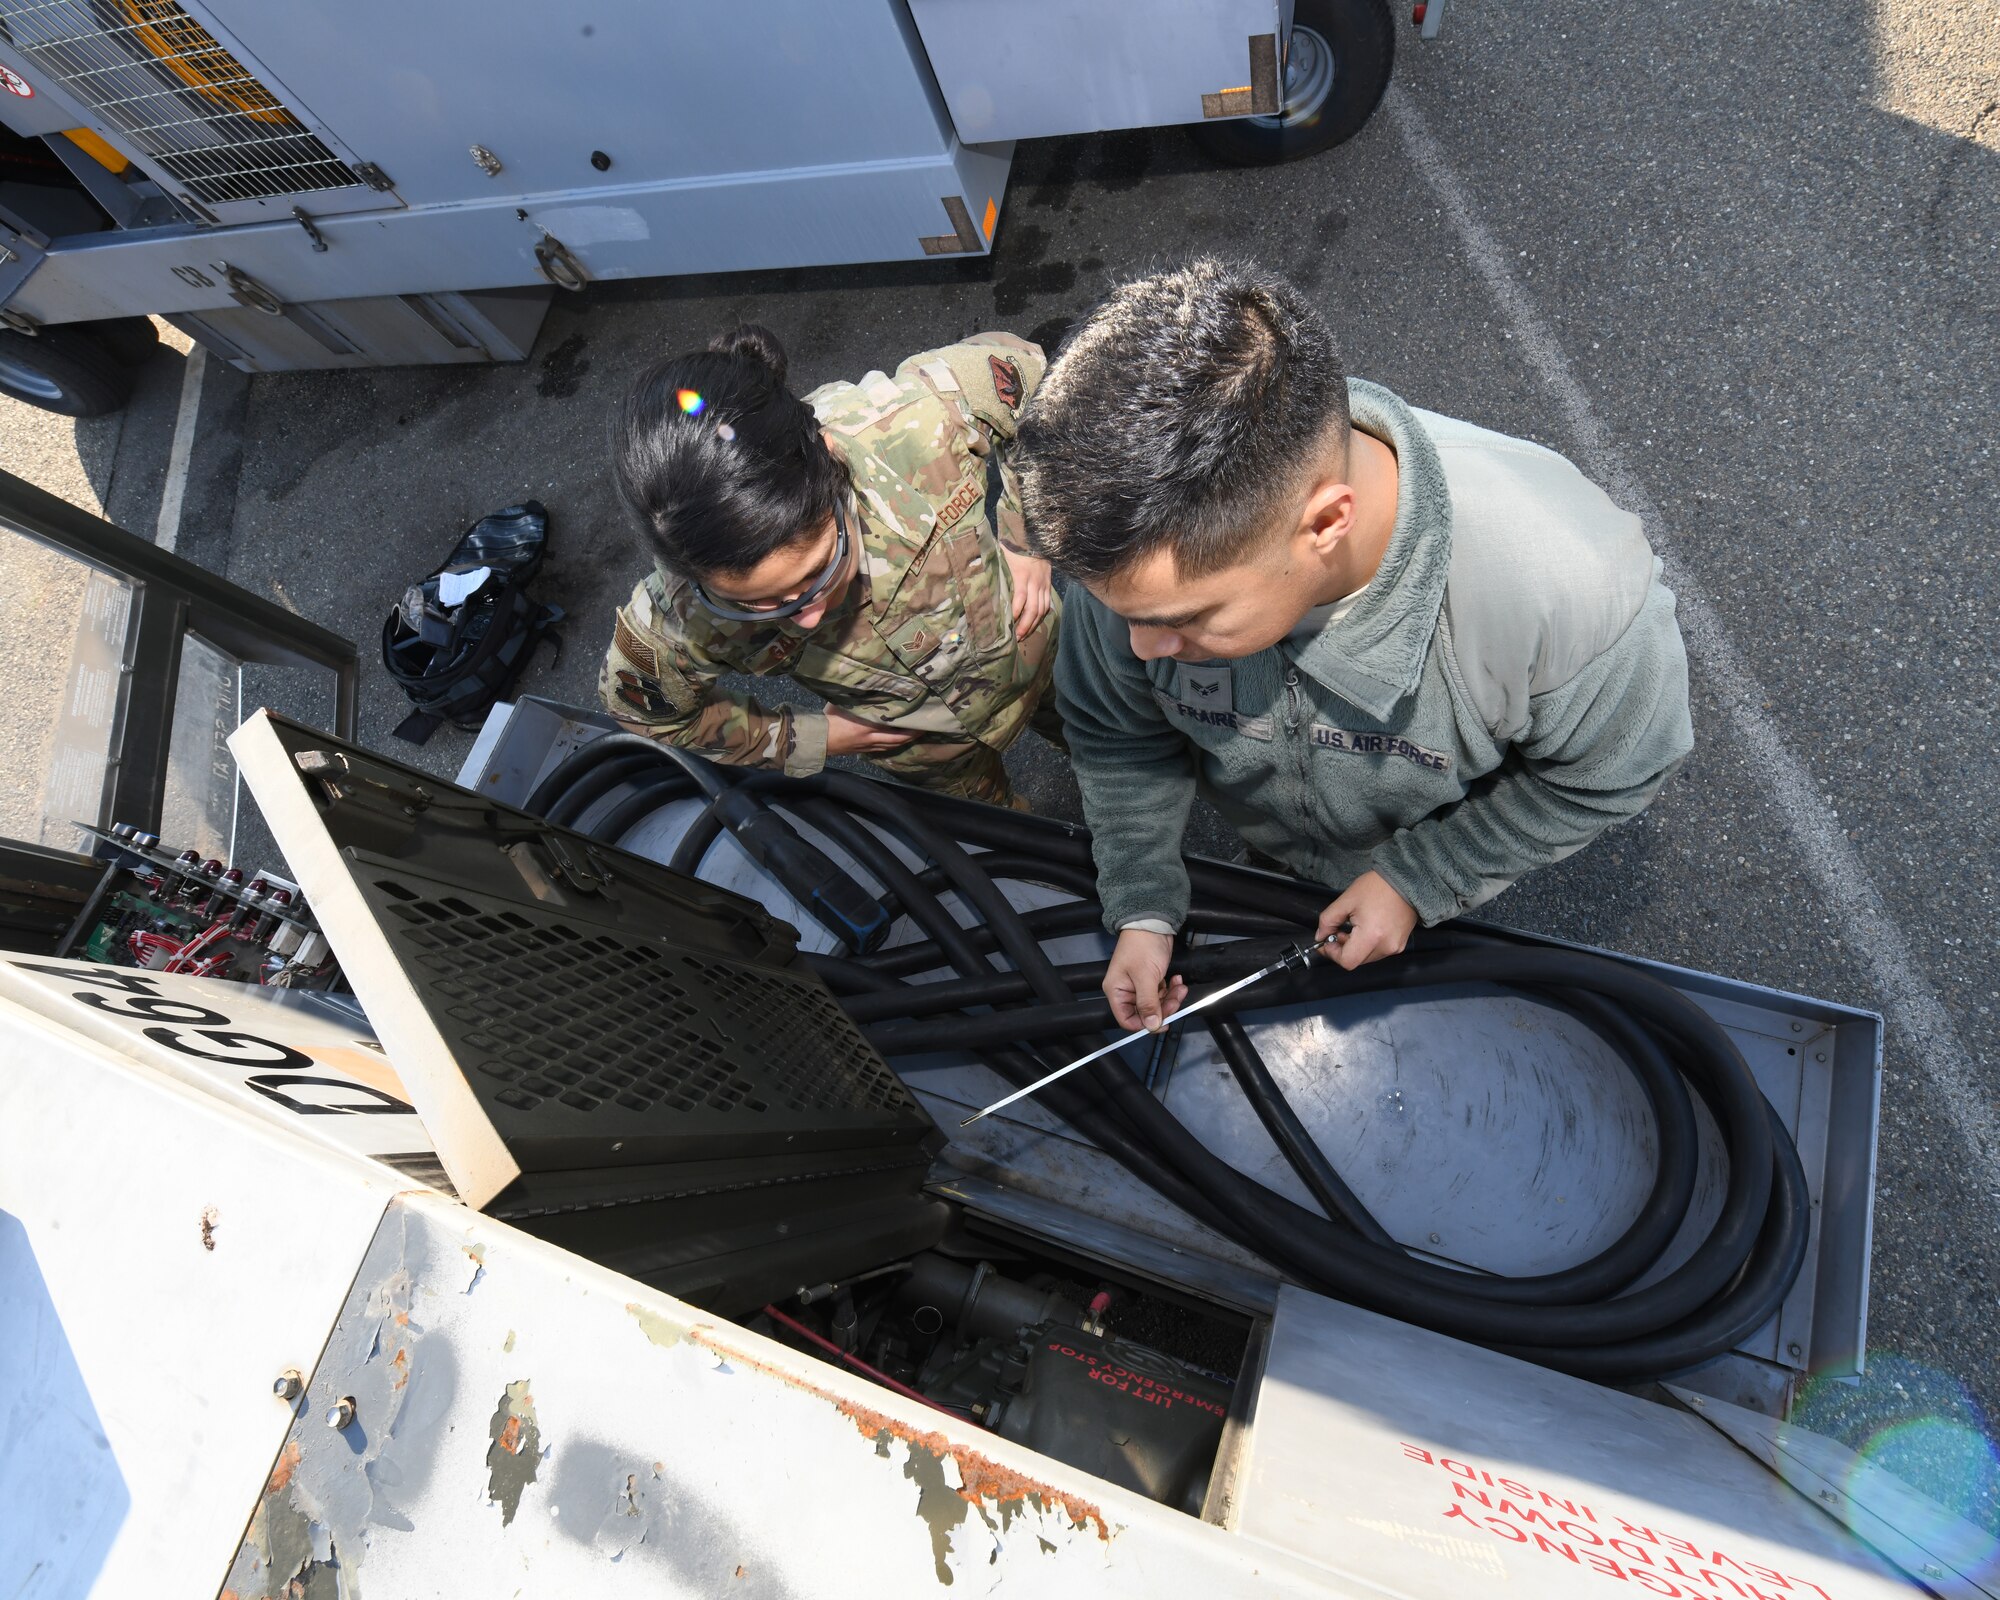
[{"xmin": 62, "ymin": 127, "xmax": 129, "ymax": 174}]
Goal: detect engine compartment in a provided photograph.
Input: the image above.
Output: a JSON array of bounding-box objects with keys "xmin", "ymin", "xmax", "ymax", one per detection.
[{"xmin": 754, "ymin": 1234, "xmax": 1249, "ymax": 1515}]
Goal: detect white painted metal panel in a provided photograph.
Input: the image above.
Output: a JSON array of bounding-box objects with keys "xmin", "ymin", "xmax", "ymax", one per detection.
[
  {"xmin": 0, "ymin": 995, "xmax": 399, "ymax": 1600},
  {"xmin": 228, "ymin": 1190, "xmax": 1363, "ymax": 1597},
  {"xmin": 908, "ymin": 0, "xmax": 1286, "ymax": 141},
  {"xmin": 1235, "ymin": 1285, "xmax": 1919, "ymax": 1597},
  {"xmin": 1672, "ymin": 1390, "xmax": 2000, "ymax": 1600},
  {"xmin": 0, "ymin": 953, "xmax": 437, "ymax": 1173}
]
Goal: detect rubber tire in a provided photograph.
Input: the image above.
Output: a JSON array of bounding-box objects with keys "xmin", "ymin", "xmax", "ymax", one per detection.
[
  {"xmin": 1190, "ymin": 0, "xmax": 1396, "ymax": 167},
  {"xmin": 0, "ymin": 326, "xmax": 135, "ymax": 417},
  {"xmin": 90, "ymin": 315, "xmax": 160, "ymax": 369}
]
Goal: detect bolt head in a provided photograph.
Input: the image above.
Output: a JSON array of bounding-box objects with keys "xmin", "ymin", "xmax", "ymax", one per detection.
[
  {"xmin": 1788, "ymin": 1342, "xmax": 1804, "ymax": 1358},
  {"xmin": 326, "ymin": 1396, "xmax": 357, "ymax": 1430},
  {"xmin": 273, "ymin": 1369, "xmax": 303, "ymax": 1401}
]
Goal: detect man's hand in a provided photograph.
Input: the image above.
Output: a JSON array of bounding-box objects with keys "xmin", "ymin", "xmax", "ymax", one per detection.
[
  {"xmin": 824, "ymin": 705, "xmax": 919, "ymax": 756},
  {"xmin": 1103, "ymin": 927, "xmax": 1189, "ymax": 1033},
  {"xmin": 1316, "ymin": 871, "xmax": 1418, "ymax": 971},
  {"xmin": 1002, "ymin": 548, "xmax": 1054, "ymax": 639}
]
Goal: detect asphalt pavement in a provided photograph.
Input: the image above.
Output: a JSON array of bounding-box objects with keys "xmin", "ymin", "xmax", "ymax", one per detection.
[{"xmin": 15, "ymin": 0, "xmax": 1998, "ymax": 1533}]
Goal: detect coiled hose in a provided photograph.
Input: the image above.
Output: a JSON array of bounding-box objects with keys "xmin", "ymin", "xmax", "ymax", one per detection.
[{"xmin": 523, "ymin": 738, "xmax": 1811, "ymax": 1382}]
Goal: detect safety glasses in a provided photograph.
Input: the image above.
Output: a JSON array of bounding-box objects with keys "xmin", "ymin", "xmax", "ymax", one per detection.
[{"xmin": 691, "ymin": 500, "xmax": 852, "ymax": 623}]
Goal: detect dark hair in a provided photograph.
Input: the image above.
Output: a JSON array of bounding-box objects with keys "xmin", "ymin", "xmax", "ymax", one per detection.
[
  {"xmin": 615, "ymin": 323, "xmax": 848, "ymax": 579},
  {"xmin": 1016, "ymin": 258, "xmax": 1349, "ymax": 582}
]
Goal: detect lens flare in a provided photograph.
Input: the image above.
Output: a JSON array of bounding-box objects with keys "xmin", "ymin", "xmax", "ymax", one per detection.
[
  {"xmin": 1790, "ymin": 1353, "xmax": 2000, "ymax": 1581},
  {"xmin": 676, "ymin": 389, "xmax": 705, "ymax": 416}
]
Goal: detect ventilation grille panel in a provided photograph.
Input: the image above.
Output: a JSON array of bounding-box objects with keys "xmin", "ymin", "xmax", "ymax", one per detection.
[
  {"xmin": 366, "ymin": 878, "xmax": 922, "ymax": 1136},
  {"xmin": 0, "ymin": 0, "xmax": 359, "ymax": 203}
]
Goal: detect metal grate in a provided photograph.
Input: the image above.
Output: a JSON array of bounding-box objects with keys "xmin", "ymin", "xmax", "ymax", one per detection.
[
  {"xmin": 0, "ymin": 0, "xmax": 359, "ymax": 203},
  {"xmin": 373, "ymin": 883, "xmax": 918, "ymax": 1125}
]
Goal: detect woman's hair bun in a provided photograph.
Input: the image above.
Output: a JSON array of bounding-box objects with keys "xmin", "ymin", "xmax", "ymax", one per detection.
[{"xmin": 707, "ymin": 322, "xmax": 788, "ymax": 386}]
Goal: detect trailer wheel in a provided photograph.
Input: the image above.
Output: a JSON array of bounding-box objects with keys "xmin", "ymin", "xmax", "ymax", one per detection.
[
  {"xmin": 91, "ymin": 315, "xmax": 161, "ymax": 369},
  {"xmin": 1190, "ymin": 0, "xmax": 1395, "ymax": 166},
  {"xmin": 0, "ymin": 325, "xmax": 136, "ymax": 417}
]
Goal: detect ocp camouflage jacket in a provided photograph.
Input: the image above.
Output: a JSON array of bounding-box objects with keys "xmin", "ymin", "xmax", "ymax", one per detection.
[{"xmin": 599, "ymin": 333, "xmax": 1057, "ymax": 773}]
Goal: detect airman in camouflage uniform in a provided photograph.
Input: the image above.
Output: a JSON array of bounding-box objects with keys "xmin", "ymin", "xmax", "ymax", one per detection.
[{"xmin": 598, "ymin": 333, "xmax": 1062, "ymax": 806}]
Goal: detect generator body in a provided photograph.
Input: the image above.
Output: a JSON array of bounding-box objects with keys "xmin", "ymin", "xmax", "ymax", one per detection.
[
  {"xmin": 2, "ymin": 708, "xmax": 1973, "ymax": 1600},
  {"xmin": 0, "ymin": 0, "xmax": 1287, "ymax": 375}
]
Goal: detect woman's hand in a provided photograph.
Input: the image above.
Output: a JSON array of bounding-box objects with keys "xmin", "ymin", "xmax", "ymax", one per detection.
[
  {"xmin": 824, "ymin": 705, "xmax": 919, "ymax": 756},
  {"xmin": 1002, "ymin": 548, "xmax": 1054, "ymax": 639}
]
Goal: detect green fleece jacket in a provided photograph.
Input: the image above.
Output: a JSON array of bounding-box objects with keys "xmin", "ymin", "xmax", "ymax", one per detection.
[{"xmin": 1056, "ymin": 379, "xmax": 1694, "ymax": 932}]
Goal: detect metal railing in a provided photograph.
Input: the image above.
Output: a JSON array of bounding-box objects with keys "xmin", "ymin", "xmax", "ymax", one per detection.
[{"xmin": 0, "ymin": 465, "xmax": 358, "ymax": 835}]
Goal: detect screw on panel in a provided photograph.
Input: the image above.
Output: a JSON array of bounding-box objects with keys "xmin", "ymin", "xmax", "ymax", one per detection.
[
  {"xmin": 327, "ymin": 1396, "xmax": 357, "ymax": 1430},
  {"xmin": 1787, "ymin": 1342, "xmax": 1804, "ymax": 1359},
  {"xmin": 590, "ymin": 150, "xmax": 612, "ymax": 171},
  {"xmin": 273, "ymin": 1369, "xmax": 303, "ymax": 1402}
]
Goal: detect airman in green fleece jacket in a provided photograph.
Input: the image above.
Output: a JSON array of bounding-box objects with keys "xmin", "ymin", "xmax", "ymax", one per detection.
[{"xmin": 1015, "ymin": 260, "xmax": 1693, "ymax": 1033}]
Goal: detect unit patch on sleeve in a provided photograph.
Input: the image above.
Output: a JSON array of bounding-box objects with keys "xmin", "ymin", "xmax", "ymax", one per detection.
[
  {"xmin": 988, "ymin": 355, "xmax": 1023, "ymax": 410},
  {"xmin": 613, "ymin": 669, "xmax": 676, "ymax": 719}
]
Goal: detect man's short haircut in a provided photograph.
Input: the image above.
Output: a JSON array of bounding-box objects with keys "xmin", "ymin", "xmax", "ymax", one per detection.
[{"xmin": 1016, "ymin": 258, "xmax": 1349, "ymax": 582}]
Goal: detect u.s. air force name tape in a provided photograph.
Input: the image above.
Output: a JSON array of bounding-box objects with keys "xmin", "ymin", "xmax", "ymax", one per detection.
[{"xmin": 1152, "ymin": 687, "xmax": 1452, "ymax": 771}]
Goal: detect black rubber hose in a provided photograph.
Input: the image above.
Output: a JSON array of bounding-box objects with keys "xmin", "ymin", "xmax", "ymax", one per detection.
[
  {"xmin": 820, "ymin": 788, "xmax": 1793, "ymax": 1361},
  {"xmin": 1204, "ymin": 1012, "xmax": 1400, "ymax": 1248},
  {"xmin": 794, "ymin": 798, "xmax": 1238, "ymax": 1234},
  {"xmin": 862, "ymin": 901, "xmax": 1301, "ymax": 979},
  {"xmin": 543, "ymin": 749, "xmax": 668, "ymax": 829},
  {"xmin": 524, "ymin": 747, "xmax": 1807, "ymax": 1378},
  {"xmin": 523, "ymin": 731, "xmax": 683, "ymax": 817},
  {"xmin": 594, "ymin": 770, "xmax": 692, "ymax": 848},
  {"xmin": 834, "ymin": 936, "xmax": 1297, "ymax": 1025}
]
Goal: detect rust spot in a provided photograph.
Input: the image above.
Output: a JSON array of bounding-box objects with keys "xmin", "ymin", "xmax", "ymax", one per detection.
[
  {"xmin": 735, "ymin": 1565, "xmax": 747, "ymax": 1579},
  {"xmin": 264, "ymin": 1440, "xmax": 302, "ymax": 1495},
  {"xmin": 394, "ymin": 1310, "xmax": 410, "ymax": 1326},
  {"xmin": 485, "ymin": 1380, "xmax": 541, "ymax": 1526},
  {"xmin": 686, "ymin": 1327, "xmax": 1111, "ymax": 1542},
  {"xmin": 391, "ymin": 1346, "xmax": 409, "ymax": 1389},
  {"xmin": 837, "ymin": 1397, "xmax": 1110, "ymax": 1541},
  {"xmin": 200, "ymin": 1205, "xmax": 219, "ymax": 1251}
]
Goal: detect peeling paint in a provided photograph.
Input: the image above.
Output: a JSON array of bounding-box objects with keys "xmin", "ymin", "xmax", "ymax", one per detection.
[
  {"xmin": 485, "ymin": 1379, "xmax": 542, "ymax": 1526},
  {"xmin": 266, "ymin": 1439, "xmax": 303, "ymax": 1494},
  {"xmin": 626, "ymin": 1301, "xmax": 685, "ymax": 1349},
  {"xmin": 504, "ymin": 1328, "xmax": 516, "ymax": 1353},
  {"xmin": 200, "ymin": 1204, "xmax": 219, "ymax": 1251},
  {"xmin": 685, "ymin": 1323, "xmax": 1114, "ymax": 1580}
]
